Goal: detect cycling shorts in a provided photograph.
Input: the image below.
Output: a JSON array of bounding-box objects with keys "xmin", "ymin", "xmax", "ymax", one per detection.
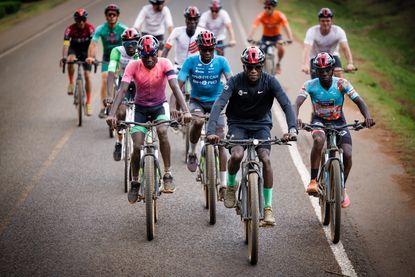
[
  {"xmin": 189, "ymin": 98, "xmax": 225, "ymax": 128},
  {"xmin": 310, "ymin": 55, "xmax": 342, "ymax": 79},
  {"xmin": 101, "ymin": 53, "xmax": 111, "ymax": 72},
  {"xmin": 260, "ymin": 35, "xmax": 282, "ymax": 54},
  {"xmin": 131, "ymin": 102, "xmax": 170, "ymax": 134},
  {"xmin": 311, "ymin": 115, "xmax": 352, "ymax": 145},
  {"xmin": 227, "ymin": 125, "xmax": 271, "ymax": 152},
  {"xmin": 68, "ymin": 47, "xmax": 92, "ymax": 71}
]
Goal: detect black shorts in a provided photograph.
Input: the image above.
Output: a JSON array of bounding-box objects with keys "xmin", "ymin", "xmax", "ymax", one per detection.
[
  {"xmin": 68, "ymin": 47, "xmax": 92, "ymax": 71},
  {"xmin": 311, "ymin": 116, "xmax": 352, "ymax": 145},
  {"xmin": 227, "ymin": 125, "xmax": 272, "ymax": 152},
  {"xmin": 310, "ymin": 55, "xmax": 342, "ymax": 79},
  {"xmin": 189, "ymin": 98, "xmax": 225, "ymax": 127},
  {"xmin": 260, "ymin": 34, "xmax": 283, "ymax": 54},
  {"xmin": 131, "ymin": 102, "xmax": 169, "ymax": 134}
]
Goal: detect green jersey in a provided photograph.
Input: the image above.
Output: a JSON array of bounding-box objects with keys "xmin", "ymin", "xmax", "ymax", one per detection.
[
  {"xmin": 108, "ymin": 46, "xmax": 139, "ymax": 76},
  {"xmin": 92, "ymin": 22, "xmax": 127, "ymax": 59}
]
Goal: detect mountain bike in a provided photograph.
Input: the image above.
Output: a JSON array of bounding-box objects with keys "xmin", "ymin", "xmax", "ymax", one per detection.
[
  {"xmin": 219, "ymin": 137, "xmax": 291, "ymax": 265},
  {"xmin": 248, "ymin": 39, "xmax": 291, "ymax": 75},
  {"xmin": 301, "ymin": 120, "xmax": 372, "ymax": 243},
  {"xmin": 119, "ymin": 119, "xmax": 177, "ymax": 241}
]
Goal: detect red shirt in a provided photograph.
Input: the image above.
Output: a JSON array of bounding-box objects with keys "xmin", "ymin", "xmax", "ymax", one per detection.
[{"xmin": 64, "ymin": 22, "xmax": 95, "ymax": 51}]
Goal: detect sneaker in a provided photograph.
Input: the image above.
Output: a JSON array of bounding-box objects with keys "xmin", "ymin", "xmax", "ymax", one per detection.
[
  {"xmin": 224, "ymin": 185, "xmax": 237, "ymax": 208},
  {"xmin": 98, "ymin": 108, "xmax": 107, "ymax": 119},
  {"xmin": 113, "ymin": 142, "xmax": 122, "ymax": 161},
  {"xmin": 187, "ymin": 153, "xmax": 198, "ymax": 172},
  {"xmin": 341, "ymin": 189, "xmax": 350, "ymax": 208},
  {"xmin": 128, "ymin": 181, "xmax": 140, "ymax": 204},
  {"xmin": 162, "ymin": 173, "xmax": 176, "ymax": 193},
  {"xmin": 86, "ymin": 103, "xmax": 92, "ymax": 116},
  {"xmin": 261, "ymin": 207, "xmax": 276, "ymax": 227},
  {"xmin": 67, "ymin": 84, "xmax": 74, "ymax": 95},
  {"xmin": 306, "ymin": 179, "xmax": 318, "ymax": 194}
]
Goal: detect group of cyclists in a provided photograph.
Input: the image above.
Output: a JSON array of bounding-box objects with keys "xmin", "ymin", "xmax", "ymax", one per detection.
[{"xmin": 60, "ymin": 0, "xmax": 374, "ymax": 227}]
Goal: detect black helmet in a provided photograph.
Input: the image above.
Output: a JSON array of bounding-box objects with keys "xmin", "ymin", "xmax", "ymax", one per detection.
[
  {"xmin": 313, "ymin": 52, "xmax": 335, "ymax": 69},
  {"xmin": 241, "ymin": 46, "xmax": 265, "ymax": 65},
  {"xmin": 264, "ymin": 0, "xmax": 278, "ymax": 6},
  {"xmin": 318, "ymin": 8, "xmax": 333, "ymax": 18},
  {"xmin": 149, "ymin": 0, "xmax": 165, "ymax": 4},
  {"xmin": 105, "ymin": 4, "xmax": 120, "ymax": 15},
  {"xmin": 184, "ymin": 6, "xmax": 200, "ymax": 19},
  {"xmin": 196, "ymin": 31, "xmax": 217, "ymax": 47}
]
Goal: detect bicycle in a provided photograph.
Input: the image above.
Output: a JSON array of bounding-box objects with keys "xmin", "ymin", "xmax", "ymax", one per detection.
[
  {"xmin": 119, "ymin": 119, "xmax": 177, "ymax": 241},
  {"xmin": 62, "ymin": 59, "xmax": 98, "ymax": 126},
  {"xmin": 301, "ymin": 120, "xmax": 372, "ymax": 243},
  {"xmin": 214, "ymin": 43, "xmax": 231, "ymax": 56},
  {"xmin": 219, "ymin": 137, "xmax": 291, "ymax": 265},
  {"xmin": 248, "ymin": 39, "xmax": 291, "ymax": 75}
]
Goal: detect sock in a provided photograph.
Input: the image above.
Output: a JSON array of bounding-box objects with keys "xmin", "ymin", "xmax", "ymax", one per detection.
[
  {"xmin": 311, "ymin": 168, "xmax": 319, "ymax": 180},
  {"xmin": 190, "ymin": 143, "xmax": 197, "ymax": 154},
  {"xmin": 220, "ymin": 171, "xmax": 226, "ymax": 187},
  {"xmin": 86, "ymin": 91, "xmax": 91, "ymax": 104},
  {"xmin": 227, "ymin": 173, "xmax": 236, "ymax": 187},
  {"xmin": 264, "ymin": 188, "xmax": 272, "ymax": 208}
]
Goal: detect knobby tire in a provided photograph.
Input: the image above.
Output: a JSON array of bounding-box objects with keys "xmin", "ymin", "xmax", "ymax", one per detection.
[
  {"xmin": 145, "ymin": 155, "xmax": 156, "ymax": 241},
  {"xmin": 206, "ymin": 145, "xmax": 216, "ymax": 225},
  {"xmin": 76, "ymin": 80, "xmax": 83, "ymax": 126},
  {"xmin": 123, "ymin": 128, "xmax": 130, "ymax": 193},
  {"xmin": 247, "ymin": 173, "xmax": 259, "ymax": 265},
  {"xmin": 329, "ymin": 159, "xmax": 342, "ymax": 243}
]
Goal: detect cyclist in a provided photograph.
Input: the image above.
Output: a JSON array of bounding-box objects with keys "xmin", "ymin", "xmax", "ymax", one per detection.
[
  {"xmin": 106, "ymin": 28, "xmax": 140, "ymax": 161},
  {"xmin": 61, "ymin": 8, "xmax": 95, "ymax": 115},
  {"xmin": 171, "ymin": 31, "xmax": 232, "ymax": 189},
  {"xmin": 198, "ymin": 0, "xmax": 236, "ymax": 56},
  {"xmin": 247, "ymin": 0, "xmax": 293, "ymax": 74},
  {"xmin": 133, "ymin": 0, "xmax": 173, "ymax": 53},
  {"xmin": 294, "ymin": 52, "xmax": 374, "ymax": 208},
  {"xmin": 86, "ymin": 4, "xmax": 127, "ymax": 118},
  {"xmin": 106, "ymin": 35, "xmax": 192, "ymax": 203},
  {"xmin": 206, "ymin": 46, "xmax": 297, "ymax": 226},
  {"xmin": 302, "ymin": 8, "xmax": 356, "ymax": 79},
  {"xmin": 162, "ymin": 6, "xmax": 206, "ymax": 72}
]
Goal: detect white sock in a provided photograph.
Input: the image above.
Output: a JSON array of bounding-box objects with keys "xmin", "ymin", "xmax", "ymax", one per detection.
[
  {"xmin": 190, "ymin": 143, "xmax": 197, "ymax": 154},
  {"xmin": 220, "ymin": 171, "xmax": 226, "ymax": 187}
]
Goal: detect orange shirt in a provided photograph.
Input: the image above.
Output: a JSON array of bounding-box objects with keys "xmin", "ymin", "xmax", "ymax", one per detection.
[{"xmin": 253, "ymin": 10, "xmax": 288, "ymax": 37}]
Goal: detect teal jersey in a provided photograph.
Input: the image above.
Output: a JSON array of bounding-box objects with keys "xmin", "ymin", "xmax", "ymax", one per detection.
[{"xmin": 92, "ymin": 22, "xmax": 127, "ymax": 58}]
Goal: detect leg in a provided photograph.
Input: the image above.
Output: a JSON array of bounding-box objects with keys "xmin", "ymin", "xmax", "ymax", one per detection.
[
  {"xmin": 257, "ymin": 147, "xmax": 276, "ymax": 226},
  {"xmin": 112, "ymin": 103, "xmax": 127, "ymax": 161},
  {"xmin": 276, "ymin": 43, "xmax": 284, "ymax": 74},
  {"xmin": 67, "ymin": 54, "xmax": 76, "ymax": 94},
  {"xmin": 223, "ymin": 145, "xmax": 244, "ymax": 208},
  {"xmin": 216, "ymin": 126, "xmax": 227, "ymax": 186},
  {"xmin": 98, "ymin": 72, "xmax": 108, "ymax": 118},
  {"xmin": 306, "ymin": 131, "xmax": 326, "ymax": 194},
  {"xmin": 340, "ymin": 143, "xmax": 352, "ymax": 208},
  {"xmin": 187, "ymin": 115, "xmax": 203, "ymax": 171},
  {"xmin": 128, "ymin": 130, "xmax": 145, "ymax": 203},
  {"xmin": 157, "ymin": 124, "xmax": 175, "ymax": 193}
]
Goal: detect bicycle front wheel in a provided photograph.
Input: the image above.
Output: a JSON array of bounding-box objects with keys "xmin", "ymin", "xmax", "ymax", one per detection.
[
  {"xmin": 206, "ymin": 145, "xmax": 217, "ymax": 225},
  {"xmin": 184, "ymin": 125, "xmax": 190, "ymax": 163},
  {"xmin": 329, "ymin": 159, "xmax": 342, "ymax": 243},
  {"xmin": 265, "ymin": 54, "xmax": 275, "ymax": 75},
  {"xmin": 123, "ymin": 129, "xmax": 130, "ymax": 193},
  {"xmin": 144, "ymin": 155, "xmax": 156, "ymax": 241},
  {"xmin": 247, "ymin": 173, "xmax": 259, "ymax": 265},
  {"xmin": 76, "ymin": 80, "xmax": 83, "ymax": 126}
]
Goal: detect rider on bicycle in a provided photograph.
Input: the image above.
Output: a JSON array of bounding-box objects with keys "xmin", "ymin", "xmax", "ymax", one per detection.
[
  {"xmin": 171, "ymin": 30, "xmax": 232, "ymax": 188},
  {"xmin": 294, "ymin": 52, "xmax": 374, "ymax": 208},
  {"xmin": 61, "ymin": 8, "xmax": 95, "ymax": 115},
  {"xmin": 207, "ymin": 46, "xmax": 297, "ymax": 226},
  {"xmin": 247, "ymin": 0, "xmax": 293, "ymax": 74},
  {"xmin": 106, "ymin": 35, "xmax": 192, "ymax": 203},
  {"xmin": 106, "ymin": 28, "xmax": 140, "ymax": 162},
  {"xmin": 86, "ymin": 4, "xmax": 127, "ymax": 118}
]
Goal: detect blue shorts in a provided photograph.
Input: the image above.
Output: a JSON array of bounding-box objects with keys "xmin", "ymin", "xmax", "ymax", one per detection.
[{"xmin": 227, "ymin": 125, "xmax": 272, "ymax": 151}]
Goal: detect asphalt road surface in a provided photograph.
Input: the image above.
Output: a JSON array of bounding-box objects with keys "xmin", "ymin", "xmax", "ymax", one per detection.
[{"xmin": 0, "ymin": 0, "xmax": 414, "ymax": 276}]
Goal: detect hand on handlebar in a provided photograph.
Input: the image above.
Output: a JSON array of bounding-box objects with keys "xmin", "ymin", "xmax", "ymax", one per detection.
[
  {"xmin": 345, "ymin": 63, "xmax": 356, "ymax": 73},
  {"xmin": 60, "ymin": 57, "xmax": 67, "ymax": 68},
  {"xmin": 182, "ymin": 112, "xmax": 192, "ymax": 124},
  {"xmin": 170, "ymin": 109, "xmax": 181, "ymax": 120},
  {"xmin": 86, "ymin": 57, "xmax": 95, "ymax": 65},
  {"xmin": 106, "ymin": 115, "xmax": 117, "ymax": 129},
  {"xmin": 228, "ymin": 40, "xmax": 236, "ymax": 47},
  {"xmin": 364, "ymin": 117, "xmax": 375, "ymax": 128},
  {"xmin": 301, "ymin": 64, "xmax": 310, "ymax": 74},
  {"xmin": 207, "ymin": 134, "xmax": 220, "ymax": 144},
  {"xmin": 103, "ymin": 98, "xmax": 113, "ymax": 107},
  {"xmin": 281, "ymin": 133, "xmax": 297, "ymax": 143}
]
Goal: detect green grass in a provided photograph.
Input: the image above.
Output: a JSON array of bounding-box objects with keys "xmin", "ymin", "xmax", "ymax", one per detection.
[
  {"xmin": 280, "ymin": 0, "xmax": 415, "ymax": 176},
  {"xmin": 0, "ymin": 0, "xmax": 67, "ymax": 33}
]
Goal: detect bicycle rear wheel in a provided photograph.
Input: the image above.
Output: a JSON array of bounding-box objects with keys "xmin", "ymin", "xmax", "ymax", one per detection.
[
  {"xmin": 265, "ymin": 53, "xmax": 275, "ymax": 75},
  {"xmin": 123, "ymin": 129, "xmax": 130, "ymax": 193},
  {"xmin": 329, "ymin": 159, "xmax": 342, "ymax": 243},
  {"xmin": 206, "ymin": 145, "xmax": 217, "ymax": 225},
  {"xmin": 247, "ymin": 173, "xmax": 259, "ymax": 265},
  {"xmin": 144, "ymin": 155, "xmax": 156, "ymax": 241},
  {"xmin": 76, "ymin": 80, "xmax": 83, "ymax": 126}
]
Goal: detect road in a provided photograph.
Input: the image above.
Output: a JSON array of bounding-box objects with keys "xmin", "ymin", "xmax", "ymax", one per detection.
[{"xmin": 0, "ymin": 0, "xmax": 414, "ymax": 276}]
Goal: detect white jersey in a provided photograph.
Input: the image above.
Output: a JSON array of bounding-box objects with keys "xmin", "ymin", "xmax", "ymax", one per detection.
[
  {"xmin": 304, "ymin": 25, "xmax": 347, "ymax": 57},
  {"xmin": 133, "ymin": 4, "xmax": 173, "ymax": 36},
  {"xmin": 165, "ymin": 26, "xmax": 206, "ymax": 69},
  {"xmin": 198, "ymin": 9, "xmax": 231, "ymax": 41}
]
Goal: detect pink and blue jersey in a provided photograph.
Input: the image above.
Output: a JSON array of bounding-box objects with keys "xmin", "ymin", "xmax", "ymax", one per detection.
[
  {"xmin": 122, "ymin": 58, "xmax": 176, "ymax": 107},
  {"xmin": 299, "ymin": 77, "xmax": 359, "ymax": 120}
]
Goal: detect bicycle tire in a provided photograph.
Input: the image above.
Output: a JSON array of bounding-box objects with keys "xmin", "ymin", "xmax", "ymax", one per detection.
[
  {"xmin": 247, "ymin": 173, "xmax": 259, "ymax": 265},
  {"xmin": 184, "ymin": 125, "xmax": 190, "ymax": 163},
  {"xmin": 319, "ymin": 155, "xmax": 330, "ymax": 225},
  {"xmin": 123, "ymin": 129, "xmax": 130, "ymax": 193},
  {"xmin": 329, "ymin": 159, "xmax": 342, "ymax": 243},
  {"xmin": 206, "ymin": 145, "xmax": 216, "ymax": 225},
  {"xmin": 265, "ymin": 54, "xmax": 275, "ymax": 75},
  {"xmin": 109, "ymin": 126, "xmax": 114, "ymax": 138},
  {"xmin": 144, "ymin": 155, "xmax": 156, "ymax": 241},
  {"xmin": 76, "ymin": 80, "xmax": 83, "ymax": 126}
]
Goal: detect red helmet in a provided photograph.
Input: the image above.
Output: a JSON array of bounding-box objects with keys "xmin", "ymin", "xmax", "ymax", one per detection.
[
  {"xmin": 313, "ymin": 52, "xmax": 335, "ymax": 69},
  {"xmin": 184, "ymin": 6, "xmax": 200, "ymax": 19},
  {"xmin": 241, "ymin": 46, "xmax": 265, "ymax": 65},
  {"xmin": 122, "ymin": 28, "xmax": 140, "ymax": 41},
  {"xmin": 210, "ymin": 0, "xmax": 222, "ymax": 11},
  {"xmin": 105, "ymin": 4, "xmax": 120, "ymax": 15},
  {"xmin": 196, "ymin": 31, "xmax": 216, "ymax": 47},
  {"xmin": 74, "ymin": 8, "xmax": 88, "ymax": 21},
  {"xmin": 318, "ymin": 8, "xmax": 333, "ymax": 18},
  {"xmin": 138, "ymin": 35, "xmax": 159, "ymax": 57}
]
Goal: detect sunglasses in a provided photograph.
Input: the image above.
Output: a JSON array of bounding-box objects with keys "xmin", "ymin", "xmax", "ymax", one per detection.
[
  {"xmin": 210, "ymin": 8, "xmax": 220, "ymax": 13},
  {"xmin": 106, "ymin": 13, "xmax": 118, "ymax": 17},
  {"xmin": 245, "ymin": 64, "xmax": 263, "ymax": 71},
  {"xmin": 139, "ymin": 51, "xmax": 157, "ymax": 58},
  {"xmin": 123, "ymin": 41, "xmax": 138, "ymax": 48},
  {"xmin": 264, "ymin": 6, "xmax": 273, "ymax": 10},
  {"xmin": 316, "ymin": 67, "xmax": 332, "ymax": 74},
  {"xmin": 75, "ymin": 17, "xmax": 87, "ymax": 22},
  {"xmin": 199, "ymin": 47, "xmax": 215, "ymax": 53}
]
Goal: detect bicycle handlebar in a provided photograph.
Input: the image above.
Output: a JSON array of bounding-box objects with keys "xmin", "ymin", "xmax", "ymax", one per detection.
[
  {"xmin": 118, "ymin": 120, "xmax": 179, "ymax": 129},
  {"xmin": 216, "ymin": 137, "xmax": 291, "ymax": 148},
  {"xmin": 300, "ymin": 120, "xmax": 375, "ymax": 133},
  {"xmin": 247, "ymin": 39, "xmax": 292, "ymax": 46},
  {"xmin": 61, "ymin": 59, "xmax": 105, "ymax": 74}
]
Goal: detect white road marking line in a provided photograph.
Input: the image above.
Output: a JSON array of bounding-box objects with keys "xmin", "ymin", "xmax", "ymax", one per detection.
[{"xmin": 231, "ymin": 2, "xmax": 357, "ymax": 276}]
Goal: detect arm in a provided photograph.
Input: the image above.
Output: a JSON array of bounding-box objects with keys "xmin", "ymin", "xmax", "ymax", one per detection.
[
  {"xmin": 226, "ymin": 23, "xmax": 236, "ymax": 46},
  {"xmin": 164, "ymin": 7, "xmax": 174, "ymax": 35},
  {"xmin": 133, "ymin": 8, "xmax": 146, "ymax": 32},
  {"xmin": 168, "ymin": 78, "xmax": 191, "ymax": 123},
  {"xmin": 282, "ymin": 24, "xmax": 294, "ymax": 42},
  {"xmin": 107, "ymin": 81, "xmax": 129, "ymax": 127},
  {"xmin": 86, "ymin": 42, "xmax": 97, "ymax": 64},
  {"xmin": 169, "ymin": 79, "xmax": 185, "ymax": 117},
  {"xmin": 271, "ymin": 78, "xmax": 297, "ymax": 132},
  {"xmin": 207, "ymin": 79, "xmax": 234, "ymax": 136},
  {"xmin": 302, "ymin": 43, "xmax": 312, "ymax": 74},
  {"xmin": 106, "ymin": 47, "xmax": 120, "ymax": 99},
  {"xmin": 340, "ymin": 41, "xmax": 355, "ymax": 71},
  {"xmin": 353, "ymin": 97, "xmax": 374, "ymax": 127},
  {"xmin": 247, "ymin": 15, "xmax": 261, "ymax": 41}
]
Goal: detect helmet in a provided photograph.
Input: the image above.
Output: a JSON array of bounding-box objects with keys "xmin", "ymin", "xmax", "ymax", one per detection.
[
  {"xmin": 105, "ymin": 4, "xmax": 120, "ymax": 15},
  {"xmin": 196, "ymin": 31, "xmax": 216, "ymax": 47},
  {"xmin": 318, "ymin": 8, "xmax": 333, "ymax": 18},
  {"xmin": 313, "ymin": 52, "xmax": 335, "ymax": 69},
  {"xmin": 122, "ymin": 28, "xmax": 140, "ymax": 41},
  {"xmin": 264, "ymin": 0, "xmax": 278, "ymax": 6},
  {"xmin": 210, "ymin": 0, "xmax": 222, "ymax": 11},
  {"xmin": 74, "ymin": 8, "xmax": 88, "ymax": 21},
  {"xmin": 149, "ymin": 0, "xmax": 165, "ymax": 4},
  {"xmin": 241, "ymin": 46, "xmax": 265, "ymax": 65},
  {"xmin": 184, "ymin": 6, "xmax": 200, "ymax": 19},
  {"xmin": 138, "ymin": 35, "xmax": 159, "ymax": 57}
]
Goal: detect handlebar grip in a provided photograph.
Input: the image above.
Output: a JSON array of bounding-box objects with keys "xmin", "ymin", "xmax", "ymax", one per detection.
[
  {"xmin": 94, "ymin": 63, "xmax": 98, "ymax": 74},
  {"xmin": 62, "ymin": 61, "xmax": 66, "ymax": 74}
]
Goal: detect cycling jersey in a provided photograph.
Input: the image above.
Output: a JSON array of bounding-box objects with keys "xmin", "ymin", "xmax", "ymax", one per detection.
[
  {"xmin": 92, "ymin": 22, "xmax": 127, "ymax": 60},
  {"xmin": 198, "ymin": 10, "xmax": 231, "ymax": 41},
  {"xmin": 178, "ymin": 55, "xmax": 232, "ymax": 102},
  {"xmin": 299, "ymin": 77, "xmax": 359, "ymax": 120},
  {"xmin": 207, "ymin": 72, "xmax": 296, "ymax": 135},
  {"xmin": 164, "ymin": 26, "xmax": 206, "ymax": 69},
  {"xmin": 253, "ymin": 10, "xmax": 288, "ymax": 37},
  {"xmin": 304, "ymin": 25, "xmax": 348, "ymax": 57},
  {"xmin": 64, "ymin": 22, "xmax": 95, "ymax": 52},
  {"xmin": 108, "ymin": 46, "xmax": 139, "ymax": 75},
  {"xmin": 122, "ymin": 58, "xmax": 176, "ymax": 107},
  {"xmin": 133, "ymin": 4, "xmax": 173, "ymax": 37}
]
